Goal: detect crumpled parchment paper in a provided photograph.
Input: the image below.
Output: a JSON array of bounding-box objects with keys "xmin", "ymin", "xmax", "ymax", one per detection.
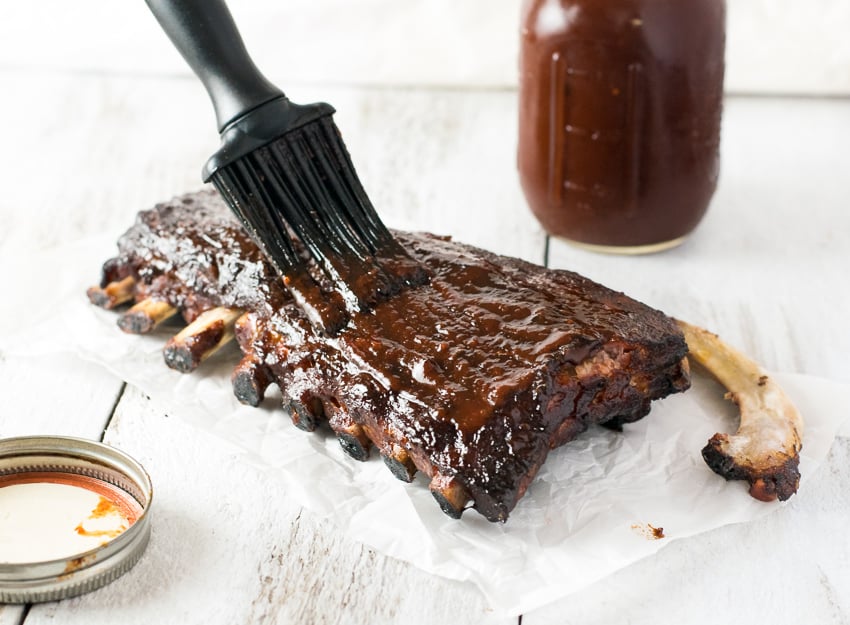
[{"xmin": 2, "ymin": 235, "xmax": 848, "ymax": 615}]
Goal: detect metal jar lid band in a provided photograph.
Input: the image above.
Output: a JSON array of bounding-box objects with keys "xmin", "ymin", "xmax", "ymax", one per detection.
[{"xmin": 0, "ymin": 436, "xmax": 153, "ymax": 603}]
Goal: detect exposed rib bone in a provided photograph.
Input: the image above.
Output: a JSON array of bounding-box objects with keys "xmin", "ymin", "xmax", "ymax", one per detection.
[
  {"xmin": 429, "ymin": 474, "xmax": 471, "ymax": 519},
  {"xmin": 232, "ymin": 353, "xmax": 274, "ymax": 407},
  {"xmin": 87, "ymin": 276, "xmax": 136, "ymax": 309},
  {"xmin": 676, "ymin": 319, "xmax": 804, "ymax": 501},
  {"xmin": 382, "ymin": 446, "xmax": 417, "ymax": 482},
  {"xmin": 163, "ymin": 306, "xmax": 242, "ymax": 373},
  {"xmin": 287, "ymin": 396, "xmax": 324, "ymax": 432},
  {"xmin": 334, "ymin": 423, "xmax": 372, "ymax": 462},
  {"xmin": 319, "ymin": 399, "xmax": 374, "ymax": 461},
  {"xmin": 117, "ymin": 298, "xmax": 178, "ymax": 334}
]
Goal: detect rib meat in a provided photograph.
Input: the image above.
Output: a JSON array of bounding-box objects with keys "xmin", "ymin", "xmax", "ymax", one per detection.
[{"xmin": 89, "ymin": 189, "xmax": 691, "ymax": 521}]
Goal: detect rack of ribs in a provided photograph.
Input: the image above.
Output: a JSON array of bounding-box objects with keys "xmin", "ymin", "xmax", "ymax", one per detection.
[{"xmin": 88, "ymin": 189, "xmax": 691, "ymax": 521}]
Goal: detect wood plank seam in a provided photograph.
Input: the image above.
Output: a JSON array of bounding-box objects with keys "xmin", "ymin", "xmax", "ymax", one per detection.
[
  {"xmin": 6, "ymin": 383, "xmax": 126, "ymax": 623},
  {"xmin": 15, "ymin": 604, "xmax": 30, "ymax": 625},
  {"xmin": 99, "ymin": 382, "xmax": 128, "ymax": 443}
]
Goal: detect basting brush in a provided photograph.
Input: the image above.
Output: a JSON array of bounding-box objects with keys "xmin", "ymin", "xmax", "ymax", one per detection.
[{"xmin": 145, "ymin": 0, "xmax": 427, "ymax": 334}]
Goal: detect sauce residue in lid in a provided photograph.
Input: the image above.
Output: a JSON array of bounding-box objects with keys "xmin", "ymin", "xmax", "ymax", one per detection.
[{"xmin": 0, "ymin": 472, "xmax": 142, "ymax": 564}]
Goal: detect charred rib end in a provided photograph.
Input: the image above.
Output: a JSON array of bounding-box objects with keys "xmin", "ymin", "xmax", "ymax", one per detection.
[
  {"xmin": 702, "ymin": 436, "xmax": 802, "ymax": 502},
  {"xmin": 382, "ymin": 448, "xmax": 417, "ymax": 482},
  {"xmin": 87, "ymin": 276, "xmax": 136, "ymax": 309},
  {"xmin": 337, "ymin": 432, "xmax": 370, "ymax": 461},
  {"xmin": 117, "ymin": 311, "xmax": 156, "ymax": 334},
  {"xmin": 163, "ymin": 344, "xmax": 198, "ymax": 373},
  {"xmin": 118, "ymin": 299, "xmax": 177, "ymax": 334},
  {"xmin": 232, "ymin": 355, "xmax": 273, "ymax": 407},
  {"xmin": 429, "ymin": 474, "xmax": 470, "ymax": 520},
  {"xmin": 287, "ymin": 397, "xmax": 323, "ymax": 432}
]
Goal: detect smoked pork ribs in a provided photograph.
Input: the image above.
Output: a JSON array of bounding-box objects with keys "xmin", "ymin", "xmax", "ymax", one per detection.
[{"xmin": 89, "ymin": 189, "xmax": 691, "ymax": 522}]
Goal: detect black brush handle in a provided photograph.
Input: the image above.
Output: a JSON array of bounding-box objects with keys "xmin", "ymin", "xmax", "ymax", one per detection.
[{"xmin": 145, "ymin": 0, "xmax": 284, "ymax": 131}]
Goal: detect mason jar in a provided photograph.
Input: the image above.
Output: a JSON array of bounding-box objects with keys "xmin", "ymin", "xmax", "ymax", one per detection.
[{"xmin": 518, "ymin": 0, "xmax": 726, "ymax": 253}]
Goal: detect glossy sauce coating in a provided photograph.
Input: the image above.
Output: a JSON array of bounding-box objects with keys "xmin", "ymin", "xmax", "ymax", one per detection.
[
  {"xmin": 104, "ymin": 191, "xmax": 690, "ymax": 520},
  {"xmin": 518, "ymin": 0, "xmax": 726, "ymax": 248}
]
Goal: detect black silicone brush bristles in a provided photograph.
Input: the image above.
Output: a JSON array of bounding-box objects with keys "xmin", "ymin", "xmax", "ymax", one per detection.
[
  {"xmin": 214, "ymin": 117, "xmax": 388, "ymax": 276},
  {"xmin": 145, "ymin": 1, "xmax": 428, "ymax": 334},
  {"xmin": 210, "ymin": 114, "xmax": 429, "ymax": 334}
]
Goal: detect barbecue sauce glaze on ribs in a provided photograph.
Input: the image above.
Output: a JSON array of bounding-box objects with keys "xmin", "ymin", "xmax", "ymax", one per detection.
[{"xmin": 93, "ymin": 189, "xmax": 691, "ymax": 522}]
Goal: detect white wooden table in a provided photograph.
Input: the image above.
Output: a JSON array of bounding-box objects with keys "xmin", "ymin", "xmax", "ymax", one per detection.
[{"xmin": 2, "ymin": 10, "xmax": 850, "ymax": 624}]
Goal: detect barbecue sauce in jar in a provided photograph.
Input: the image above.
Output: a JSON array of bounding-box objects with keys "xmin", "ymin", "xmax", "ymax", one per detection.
[{"xmin": 518, "ymin": 0, "xmax": 725, "ymax": 252}]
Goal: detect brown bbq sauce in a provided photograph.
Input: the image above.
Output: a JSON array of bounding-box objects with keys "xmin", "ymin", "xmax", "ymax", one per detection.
[
  {"xmin": 105, "ymin": 193, "xmax": 691, "ymax": 521},
  {"xmin": 518, "ymin": 0, "xmax": 725, "ymax": 250}
]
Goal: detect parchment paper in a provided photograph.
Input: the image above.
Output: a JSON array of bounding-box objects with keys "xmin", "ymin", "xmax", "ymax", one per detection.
[{"xmin": 2, "ymin": 235, "xmax": 848, "ymax": 615}]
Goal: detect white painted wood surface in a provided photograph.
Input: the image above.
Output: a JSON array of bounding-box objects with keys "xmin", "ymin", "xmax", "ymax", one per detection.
[
  {"xmin": 19, "ymin": 387, "xmax": 507, "ymax": 625},
  {"xmin": 1, "ymin": 26, "xmax": 850, "ymax": 625},
  {"xmin": 0, "ymin": 0, "xmax": 848, "ymax": 94}
]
